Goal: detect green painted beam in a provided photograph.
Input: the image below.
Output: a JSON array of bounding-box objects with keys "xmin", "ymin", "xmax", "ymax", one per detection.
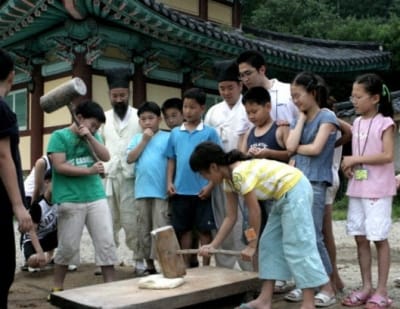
[{"xmin": 0, "ymin": 0, "xmax": 391, "ymax": 76}]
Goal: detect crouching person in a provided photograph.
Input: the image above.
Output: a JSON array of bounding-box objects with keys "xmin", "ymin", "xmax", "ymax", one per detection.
[{"xmin": 22, "ymin": 169, "xmax": 56, "ymax": 271}]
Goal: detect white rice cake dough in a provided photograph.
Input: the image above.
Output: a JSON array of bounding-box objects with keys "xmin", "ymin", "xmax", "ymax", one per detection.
[{"xmin": 138, "ymin": 274, "xmax": 185, "ymax": 289}]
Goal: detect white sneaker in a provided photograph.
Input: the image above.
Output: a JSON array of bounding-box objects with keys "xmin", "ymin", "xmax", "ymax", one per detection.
[
  {"xmin": 67, "ymin": 265, "xmax": 77, "ymax": 271},
  {"xmin": 94, "ymin": 267, "xmax": 102, "ymax": 276},
  {"xmin": 284, "ymin": 288, "xmax": 303, "ymax": 302},
  {"xmin": 28, "ymin": 267, "xmax": 40, "ymax": 273}
]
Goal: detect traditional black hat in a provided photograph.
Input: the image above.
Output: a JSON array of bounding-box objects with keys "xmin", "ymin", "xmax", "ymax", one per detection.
[
  {"xmin": 105, "ymin": 67, "xmax": 131, "ymax": 89},
  {"xmin": 214, "ymin": 60, "xmax": 240, "ymax": 83}
]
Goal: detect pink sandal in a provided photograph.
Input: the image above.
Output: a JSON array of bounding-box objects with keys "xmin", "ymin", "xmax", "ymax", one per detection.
[
  {"xmin": 341, "ymin": 290, "xmax": 370, "ymax": 307},
  {"xmin": 365, "ymin": 294, "xmax": 393, "ymax": 309}
]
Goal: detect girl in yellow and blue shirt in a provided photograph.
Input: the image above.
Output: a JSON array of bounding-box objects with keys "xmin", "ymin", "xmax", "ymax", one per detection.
[{"xmin": 189, "ymin": 141, "xmax": 330, "ymax": 309}]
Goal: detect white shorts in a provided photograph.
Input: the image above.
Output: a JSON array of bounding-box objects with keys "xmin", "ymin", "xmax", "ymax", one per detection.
[
  {"xmin": 346, "ymin": 197, "xmax": 392, "ymax": 241},
  {"xmin": 55, "ymin": 199, "xmax": 118, "ymax": 266}
]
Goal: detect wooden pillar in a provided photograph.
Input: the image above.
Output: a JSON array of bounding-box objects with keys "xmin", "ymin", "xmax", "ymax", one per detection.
[
  {"xmin": 72, "ymin": 52, "xmax": 92, "ymax": 102},
  {"xmin": 132, "ymin": 63, "xmax": 146, "ymax": 108},
  {"xmin": 199, "ymin": 0, "xmax": 208, "ymax": 20},
  {"xmin": 30, "ymin": 65, "xmax": 44, "ymax": 166},
  {"xmin": 181, "ymin": 71, "xmax": 193, "ymax": 96},
  {"xmin": 232, "ymin": 0, "xmax": 241, "ymax": 28}
]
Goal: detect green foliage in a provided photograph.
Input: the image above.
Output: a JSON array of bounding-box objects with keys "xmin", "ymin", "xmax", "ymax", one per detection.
[
  {"xmin": 326, "ymin": 0, "xmax": 394, "ymax": 19},
  {"xmin": 325, "ymin": 15, "xmax": 400, "ymax": 70},
  {"xmin": 333, "ymin": 195, "xmax": 400, "ymax": 221},
  {"xmin": 242, "ymin": 0, "xmax": 400, "ymax": 71},
  {"xmin": 332, "ymin": 195, "xmax": 348, "ymax": 221},
  {"xmin": 246, "ymin": 0, "xmax": 336, "ymax": 38}
]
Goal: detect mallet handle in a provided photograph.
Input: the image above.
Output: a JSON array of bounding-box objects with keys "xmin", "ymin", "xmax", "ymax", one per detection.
[
  {"xmin": 176, "ymin": 249, "xmax": 241, "ymax": 256},
  {"xmin": 67, "ymin": 104, "xmax": 105, "ymax": 178}
]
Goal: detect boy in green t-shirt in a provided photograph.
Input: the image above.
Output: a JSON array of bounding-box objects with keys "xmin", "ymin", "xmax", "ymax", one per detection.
[{"xmin": 47, "ymin": 100, "xmax": 118, "ymax": 299}]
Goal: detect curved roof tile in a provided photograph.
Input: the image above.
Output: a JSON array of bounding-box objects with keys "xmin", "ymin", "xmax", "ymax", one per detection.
[{"xmin": 0, "ymin": 0, "xmax": 391, "ymax": 73}]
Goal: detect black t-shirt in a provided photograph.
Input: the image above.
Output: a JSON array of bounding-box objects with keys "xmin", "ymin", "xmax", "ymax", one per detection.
[
  {"xmin": 29, "ymin": 199, "xmax": 43, "ymax": 224},
  {"xmin": 0, "ymin": 97, "xmax": 25, "ymax": 215}
]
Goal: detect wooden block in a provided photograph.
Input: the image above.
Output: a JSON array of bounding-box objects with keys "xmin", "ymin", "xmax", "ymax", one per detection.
[
  {"xmin": 151, "ymin": 225, "xmax": 186, "ymax": 278},
  {"xmin": 50, "ymin": 267, "xmax": 260, "ymax": 309}
]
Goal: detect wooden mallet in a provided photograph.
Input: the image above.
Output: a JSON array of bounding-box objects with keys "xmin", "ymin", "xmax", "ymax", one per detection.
[
  {"xmin": 39, "ymin": 77, "xmax": 87, "ymax": 115},
  {"xmin": 40, "ymin": 78, "xmax": 103, "ymax": 174},
  {"xmin": 151, "ymin": 225, "xmax": 241, "ymax": 279}
]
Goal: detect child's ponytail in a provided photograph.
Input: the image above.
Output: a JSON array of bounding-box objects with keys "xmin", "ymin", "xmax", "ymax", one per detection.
[
  {"xmin": 355, "ymin": 73, "xmax": 393, "ymax": 118},
  {"xmin": 379, "ymin": 83, "xmax": 393, "ymax": 118},
  {"xmin": 190, "ymin": 142, "xmax": 250, "ymax": 172}
]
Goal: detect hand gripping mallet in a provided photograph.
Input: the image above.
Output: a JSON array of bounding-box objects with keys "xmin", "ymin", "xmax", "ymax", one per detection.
[
  {"xmin": 151, "ymin": 225, "xmax": 241, "ymax": 278},
  {"xmin": 39, "ymin": 77, "xmax": 102, "ymax": 166}
]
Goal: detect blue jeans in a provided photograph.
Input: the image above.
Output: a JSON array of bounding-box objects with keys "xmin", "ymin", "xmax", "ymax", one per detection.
[{"xmin": 311, "ymin": 181, "xmax": 332, "ymax": 275}]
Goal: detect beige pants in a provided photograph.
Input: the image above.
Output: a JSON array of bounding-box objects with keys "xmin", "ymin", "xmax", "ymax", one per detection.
[
  {"xmin": 55, "ymin": 199, "xmax": 118, "ymax": 266},
  {"xmin": 105, "ymin": 174, "xmax": 136, "ymax": 251},
  {"xmin": 133, "ymin": 198, "xmax": 170, "ymax": 260},
  {"xmin": 211, "ymin": 185, "xmax": 253, "ymax": 271}
]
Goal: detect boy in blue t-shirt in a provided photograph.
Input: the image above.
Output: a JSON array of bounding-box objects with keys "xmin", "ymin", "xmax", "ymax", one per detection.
[
  {"xmin": 161, "ymin": 97, "xmax": 200, "ymax": 268},
  {"xmin": 165, "ymin": 88, "xmax": 221, "ymax": 267},
  {"xmin": 161, "ymin": 97, "xmax": 184, "ymax": 130},
  {"xmin": 127, "ymin": 101, "xmax": 170, "ymax": 276}
]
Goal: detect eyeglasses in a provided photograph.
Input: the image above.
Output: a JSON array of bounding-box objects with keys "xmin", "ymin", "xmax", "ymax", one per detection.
[
  {"xmin": 291, "ymin": 92, "xmax": 306, "ymax": 101},
  {"xmin": 349, "ymin": 96, "xmax": 370, "ymax": 103},
  {"xmin": 238, "ymin": 70, "xmax": 256, "ymax": 80}
]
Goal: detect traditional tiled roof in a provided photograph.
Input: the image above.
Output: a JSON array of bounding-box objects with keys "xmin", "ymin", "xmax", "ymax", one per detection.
[
  {"xmin": 133, "ymin": 0, "xmax": 390, "ymax": 72},
  {"xmin": 0, "ymin": 0, "xmax": 391, "ymax": 78},
  {"xmin": 243, "ymin": 26, "xmax": 390, "ymax": 73},
  {"xmin": 335, "ymin": 91, "xmax": 400, "ymax": 118}
]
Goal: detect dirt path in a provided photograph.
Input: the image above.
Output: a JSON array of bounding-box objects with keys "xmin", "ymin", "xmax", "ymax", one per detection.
[{"xmin": 8, "ymin": 221, "xmax": 400, "ymax": 308}]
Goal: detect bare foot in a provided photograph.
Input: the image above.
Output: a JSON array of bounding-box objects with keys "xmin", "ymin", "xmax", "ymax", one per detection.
[{"xmin": 236, "ymin": 299, "xmax": 271, "ymax": 309}]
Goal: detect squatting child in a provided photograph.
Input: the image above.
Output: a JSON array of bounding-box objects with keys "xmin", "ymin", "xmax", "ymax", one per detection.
[{"xmin": 22, "ymin": 169, "xmax": 56, "ymax": 271}]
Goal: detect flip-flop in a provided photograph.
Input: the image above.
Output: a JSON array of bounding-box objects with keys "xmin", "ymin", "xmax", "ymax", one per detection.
[
  {"xmin": 365, "ymin": 294, "xmax": 393, "ymax": 309},
  {"xmin": 314, "ymin": 291, "xmax": 336, "ymax": 307},
  {"xmin": 341, "ymin": 290, "xmax": 370, "ymax": 307},
  {"xmin": 236, "ymin": 303, "xmax": 254, "ymax": 309}
]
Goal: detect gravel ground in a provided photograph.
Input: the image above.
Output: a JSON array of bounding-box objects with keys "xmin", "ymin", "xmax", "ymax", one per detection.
[
  {"xmin": 15, "ymin": 220, "xmax": 400, "ymax": 271},
  {"xmin": 12, "ymin": 220, "xmax": 400, "ymax": 308}
]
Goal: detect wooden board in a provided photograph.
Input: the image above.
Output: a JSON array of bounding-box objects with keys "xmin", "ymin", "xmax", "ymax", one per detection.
[{"xmin": 50, "ymin": 266, "xmax": 260, "ymax": 309}]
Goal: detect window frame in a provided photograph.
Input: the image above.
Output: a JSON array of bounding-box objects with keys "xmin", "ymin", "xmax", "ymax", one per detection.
[{"xmin": 4, "ymin": 88, "xmax": 28, "ymax": 131}]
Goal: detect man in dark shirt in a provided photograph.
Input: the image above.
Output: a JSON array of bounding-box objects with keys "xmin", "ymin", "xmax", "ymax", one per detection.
[{"xmin": 0, "ymin": 48, "xmax": 32, "ymax": 308}]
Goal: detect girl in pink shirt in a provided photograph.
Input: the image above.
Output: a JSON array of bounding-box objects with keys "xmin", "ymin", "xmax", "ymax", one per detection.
[{"xmin": 341, "ymin": 73, "xmax": 395, "ymax": 308}]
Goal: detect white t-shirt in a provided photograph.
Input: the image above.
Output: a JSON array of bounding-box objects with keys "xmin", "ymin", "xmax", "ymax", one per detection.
[
  {"xmin": 204, "ymin": 95, "xmax": 252, "ymax": 151},
  {"xmin": 268, "ymin": 79, "xmax": 298, "ymax": 125},
  {"xmin": 23, "ymin": 155, "xmax": 51, "ymax": 198}
]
